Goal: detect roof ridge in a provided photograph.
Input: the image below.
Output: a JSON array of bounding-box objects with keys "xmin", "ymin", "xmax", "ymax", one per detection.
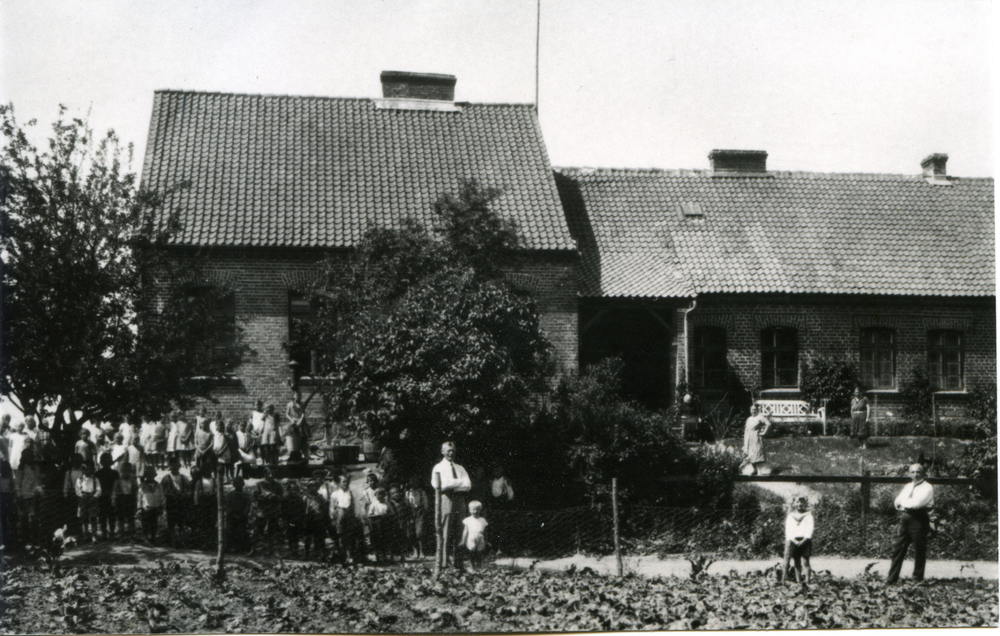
[
  {"xmin": 556, "ymin": 166, "xmax": 994, "ymax": 181},
  {"xmin": 152, "ymin": 89, "xmax": 536, "ymax": 109}
]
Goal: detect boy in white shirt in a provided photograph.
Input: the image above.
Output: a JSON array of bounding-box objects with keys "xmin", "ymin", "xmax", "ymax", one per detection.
[
  {"xmin": 461, "ymin": 500, "xmax": 489, "ymax": 572},
  {"xmin": 780, "ymin": 495, "xmax": 814, "ymax": 585}
]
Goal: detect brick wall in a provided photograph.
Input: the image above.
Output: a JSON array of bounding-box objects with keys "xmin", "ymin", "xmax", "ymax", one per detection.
[
  {"xmin": 681, "ymin": 294, "xmax": 996, "ymax": 420},
  {"xmin": 164, "ymin": 248, "xmax": 580, "ymax": 428}
]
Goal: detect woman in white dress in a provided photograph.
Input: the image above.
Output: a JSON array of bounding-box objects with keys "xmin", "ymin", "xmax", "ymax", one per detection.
[{"xmin": 743, "ymin": 404, "xmax": 772, "ymax": 475}]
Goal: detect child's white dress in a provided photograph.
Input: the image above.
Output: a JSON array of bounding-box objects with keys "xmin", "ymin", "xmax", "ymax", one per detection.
[{"xmin": 463, "ymin": 515, "xmax": 488, "ymax": 551}]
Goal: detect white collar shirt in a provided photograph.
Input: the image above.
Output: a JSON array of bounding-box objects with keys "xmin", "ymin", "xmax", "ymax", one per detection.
[
  {"xmin": 431, "ymin": 458, "xmax": 472, "ymax": 492},
  {"xmin": 895, "ymin": 480, "xmax": 934, "ymax": 511}
]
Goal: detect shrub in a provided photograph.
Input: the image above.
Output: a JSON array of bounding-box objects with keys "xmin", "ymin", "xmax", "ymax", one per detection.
[
  {"xmin": 548, "ymin": 358, "xmax": 691, "ymax": 504},
  {"xmin": 899, "ymin": 366, "xmax": 934, "ymax": 420},
  {"xmin": 967, "ymin": 382, "xmax": 997, "ymax": 429},
  {"xmin": 690, "ymin": 442, "xmax": 742, "ymax": 509},
  {"xmin": 801, "ymin": 357, "xmax": 860, "ymax": 417}
]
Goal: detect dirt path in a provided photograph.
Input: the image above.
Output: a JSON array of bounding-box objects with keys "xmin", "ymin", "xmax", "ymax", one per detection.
[{"xmin": 501, "ymin": 554, "xmax": 998, "ymax": 581}]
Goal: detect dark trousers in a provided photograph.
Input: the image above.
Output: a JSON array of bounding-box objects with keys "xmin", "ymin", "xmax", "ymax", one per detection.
[
  {"xmin": 439, "ymin": 492, "xmax": 466, "ymax": 569},
  {"xmin": 887, "ymin": 510, "xmax": 930, "ymax": 583},
  {"xmin": 141, "ymin": 509, "xmax": 161, "ymax": 543}
]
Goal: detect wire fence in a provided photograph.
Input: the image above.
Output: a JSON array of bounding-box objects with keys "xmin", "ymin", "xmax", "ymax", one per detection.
[
  {"xmin": 2, "ymin": 476, "xmax": 996, "ymax": 570},
  {"xmin": 482, "ymin": 486, "xmax": 997, "ymax": 563}
]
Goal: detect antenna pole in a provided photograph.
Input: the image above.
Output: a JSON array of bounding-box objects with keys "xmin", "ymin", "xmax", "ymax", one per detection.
[{"xmin": 535, "ymin": 0, "xmax": 541, "ymax": 112}]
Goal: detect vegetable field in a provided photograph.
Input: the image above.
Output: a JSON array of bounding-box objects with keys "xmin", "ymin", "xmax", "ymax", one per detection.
[{"xmin": 1, "ymin": 561, "xmax": 996, "ymax": 632}]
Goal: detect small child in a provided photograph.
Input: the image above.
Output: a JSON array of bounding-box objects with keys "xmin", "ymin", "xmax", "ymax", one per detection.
[
  {"xmin": 138, "ymin": 466, "xmax": 166, "ymax": 545},
  {"xmin": 388, "ymin": 484, "xmax": 412, "ymax": 562},
  {"xmin": 75, "ymin": 463, "xmax": 102, "ymax": 542},
  {"xmin": 781, "ymin": 495, "xmax": 814, "ymax": 585},
  {"xmin": 94, "ymin": 453, "xmax": 119, "ymax": 540},
  {"xmin": 460, "ymin": 500, "xmax": 489, "ymax": 572},
  {"xmin": 330, "ymin": 475, "xmax": 359, "ymax": 564},
  {"xmin": 367, "ymin": 487, "xmax": 392, "ymax": 563},
  {"xmin": 111, "ymin": 462, "xmax": 138, "ymax": 541},
  {"xmin": 302, "ymin": 475, "xmax": 329, "ymax": 562},
  {"xmin": 405, "ymin": 477, "xmax": 429, "ymax": 559},
  {"xmin": 225, "ymin": 476, "xmax": 252, "ymax": 553}
]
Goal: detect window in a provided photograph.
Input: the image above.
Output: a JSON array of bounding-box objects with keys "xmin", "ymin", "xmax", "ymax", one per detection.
[
  {"xmin": 928, "ymin": 330, "xmax": 963, "ymax": 390},
  {"xmin": 860, "ymin": 328, "xmax": 896, "ymax": 389},
  {"xmin": 691, "ymin": 326, "xmax": 727, "ymax": 389},
  {"xmin": 761, "ymin": 327, "xmax": 798, "ymax": 389},
  {"xmin": 186, "ymin": 286, "xmax": 236, "ymax": 372},
  {"xmin": 288, "ymin": 291, "xmax": 318, "ymax": 376}
]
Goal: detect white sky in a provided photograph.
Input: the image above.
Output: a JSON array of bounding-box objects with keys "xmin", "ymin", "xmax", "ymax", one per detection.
[{"xmin": 0, "ymin": 0, "xmax": 995, "ymax": 178}]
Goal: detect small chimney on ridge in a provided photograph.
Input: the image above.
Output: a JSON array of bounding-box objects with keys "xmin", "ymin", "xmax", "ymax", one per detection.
[
  {"xmin": 921, "ymin": 153, "xmax": 948, "ymax": 177},
  {"xmin": 709, "ymin": 149, "xmax": 768, "ymax": 175},
  {"xmin": 380, "ymin": 71, "xmax": 456, "ymax": 102}
]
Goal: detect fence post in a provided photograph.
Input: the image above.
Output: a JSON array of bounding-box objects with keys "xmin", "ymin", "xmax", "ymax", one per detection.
[
  {"xmin": 216, "ymin": 464, "xmax": 225, "ymax": 578},
  {"xmin": 433, "ymin": 472, "xmax": 442, "ymax": 577},
  {"xmin": 860, "ymin": 469, "xmax": 870, "ymax": 556},
  {"xmin": 612, "ymin": 478, "xmax": 622, "ymax": 577}
]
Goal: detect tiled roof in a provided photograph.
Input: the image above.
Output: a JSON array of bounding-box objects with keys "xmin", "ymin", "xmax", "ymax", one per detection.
[
  {"xmin": 141, "ymin": 91, "xmax": 574, "ymax": 250},
  {"xmin": 556, "ymin": 168, "xmax": 994, "ymax": 298}
]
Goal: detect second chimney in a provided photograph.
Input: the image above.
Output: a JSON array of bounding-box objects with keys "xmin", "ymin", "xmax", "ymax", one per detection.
[
  {"xmin": 380, "ymin": 71, "xmax": 457, "ymax": 102},
  {"xmin": 921, "ymin": 153, "xmax": 948, "ymax": 177},
  {"xmin": 709, "ymin": 149, "xmax": 768, "ymax": 174}
]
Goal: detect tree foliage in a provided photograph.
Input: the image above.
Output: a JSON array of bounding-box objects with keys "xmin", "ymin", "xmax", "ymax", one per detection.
[
  {"xmin": 293, "ymin": 180, "xmax": 551, "ymax": 469},
  {"xmin": 0, "ymin": 104, "xmax": 250, "ymax": 449},
  {"xmin": 545, "ymin": 358, "xmax": 690, "ymax": 503},
  {"xmin": 800, "ymin": 356, "xmax": 860, "ymax": 417}
]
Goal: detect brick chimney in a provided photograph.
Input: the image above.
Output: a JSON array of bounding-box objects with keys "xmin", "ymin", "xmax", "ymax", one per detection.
[
  {"xmin": 380, "ymin": 71, "xmax": 456, "ymax": 101},
  {"xmin": 921, "ymin": 153, "xmax": 948, "ymax": 177},
  {"xmin": 709, "ymin": 149, "xmax": 768, "ymax": 175}
]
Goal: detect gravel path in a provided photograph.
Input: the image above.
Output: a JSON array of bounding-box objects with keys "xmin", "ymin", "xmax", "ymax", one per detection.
[{"xmin": 501, "ymin": 554, "xmax": 998, "ymax": 581}]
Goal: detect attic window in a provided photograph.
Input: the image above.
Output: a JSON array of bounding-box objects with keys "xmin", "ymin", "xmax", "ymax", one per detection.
[{"xmin": 677, "ymin": 202, "xmax": 704, "ymax": 219}]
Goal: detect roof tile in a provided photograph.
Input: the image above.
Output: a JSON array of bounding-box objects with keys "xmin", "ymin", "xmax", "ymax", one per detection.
[{"xmin": 556, "ymin": 168, "xmax": 994, "ymax": 298}]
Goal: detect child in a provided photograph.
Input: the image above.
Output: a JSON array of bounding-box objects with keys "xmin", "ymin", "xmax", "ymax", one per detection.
[
  {"xmin": 282, "ymin": 479, "xmax": 306, "ymax": 558},
  {"xmin": 329, "ymin": 475, "xmax": 359, "ymax": 564},
  {"xmin": 225, "ymin": 476, "xmax": 252, "ymax": 553},
  {"xmin": 75, "ymin": 463, "xmax": 102, "ymax": 542},
  {"xmin": 160, "ymin": 458, "xmax": 191, "ymax": 547},
  {"xmin": 111, "ymin": 462, "xmax": 139, "ymax": 541},
  {"xmin": 302, "ymin": 474, "xmax": 329, "ymax": 562},
  {"xmin": 388, "ymin": 484, "xmax": 412, "ymax": 562},
  {"xmin": 94, "ymin": 453, "xmax": 119, "ymax": 540},
  {"xmin": 460, "ymin": 500, "xmax": 489, "ymax": 572},
  {"xmin": 781, "ymin": 495, "xmax": 814, "ymax": 585},
  {"xmin": 138, "ymin": 466, "xmax": 165, "ymax": 544},
  {"xmin": 405, "ymin": 477, "xmax": 429, "ymax": 559},
  {"xmin": 367, "ymin": 486, "xmax": 391, "ymax": 563},
  {"xmin": 74, "ymin": 429, "xmax": 96, "ymax": 469}
]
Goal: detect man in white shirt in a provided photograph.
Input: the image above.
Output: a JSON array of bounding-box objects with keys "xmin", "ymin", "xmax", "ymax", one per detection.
[
  {"xmin": 431, "ymin": 441, "xmax": 472, "ymax": 570},
  {"xmin": 886, "ymin": 463, "xmax": 935, "ymax": 584}
]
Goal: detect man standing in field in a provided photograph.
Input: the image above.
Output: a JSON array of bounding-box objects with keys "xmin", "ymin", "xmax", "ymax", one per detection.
[
  {"xmin": 886, "ymin": 463, "xmax": 934, "ymax": 584},
  {"xmin": 431, "ymin": 441, "xmax": 471, "ymax": 570}
]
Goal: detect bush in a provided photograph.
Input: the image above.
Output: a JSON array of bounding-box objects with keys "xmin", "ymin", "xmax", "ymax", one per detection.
[
  {"xmin": 547, "ymin": 358, "xmax": 691, "ymax": 504},
  {"xmin": 801, "ymin": 357, "xmax": 860, "ymax": 417},
  {"xmin": 899, "ymin": 366, "xmax": 934, "ymax": 420},
  {"xmin": 967, "ymin": 382, "xmax": 997, "ymax": 429},
  {"xmin": 690, "ymin": 442, "xmax": 742, "ymax": 509}
]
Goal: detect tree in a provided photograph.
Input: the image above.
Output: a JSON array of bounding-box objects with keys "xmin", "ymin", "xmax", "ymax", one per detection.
[
  {"xmin": 544, "ymin": 358, "xmax": 690, "ymax": 504},
  {"xmin": 0, "ymin": 104, "xmax": 250, "ymax": 452},
  {"xmin": 293, "ymin": 180, "xmax": 551, "ymax": 471}
]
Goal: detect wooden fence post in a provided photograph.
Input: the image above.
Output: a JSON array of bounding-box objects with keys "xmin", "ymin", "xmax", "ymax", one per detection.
[
  {"xmin": 216, "ymin": 464, "xmax": 225, "ymax": 578},
  {"xmin": 612, "ymin": 478, "xmax": 622, "ymax": 577},
  {"xmin": 433, "ymin": 471, "xmax": 442, "ymax": 577}
]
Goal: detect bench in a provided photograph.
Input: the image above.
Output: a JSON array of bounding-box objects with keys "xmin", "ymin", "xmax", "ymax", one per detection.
[{"xmin": 755, "ymin": 399, "xmax": 828, "ymax": 435}]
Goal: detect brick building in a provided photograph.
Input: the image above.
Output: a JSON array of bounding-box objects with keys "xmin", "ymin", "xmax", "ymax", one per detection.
[
  {"xmin": 141, "ymin": 72, "xmax": 995, "ymax": 428},
  {"xmin": 555, "ymin": 150, "xmax": 995, "ymax": 419},
  {"xmin": 140, "ymin": 72, "xmax": 579, "ymax": 431}
]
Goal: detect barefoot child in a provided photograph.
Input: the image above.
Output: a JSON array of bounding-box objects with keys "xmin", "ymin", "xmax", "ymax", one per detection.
[
  {"xmin": 460, "ymin": 500, "xmax": 489, "ymax": 572},
  {"xmin": 781, "ymin": 495, "xmax": 814, "ymax": 584}
]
